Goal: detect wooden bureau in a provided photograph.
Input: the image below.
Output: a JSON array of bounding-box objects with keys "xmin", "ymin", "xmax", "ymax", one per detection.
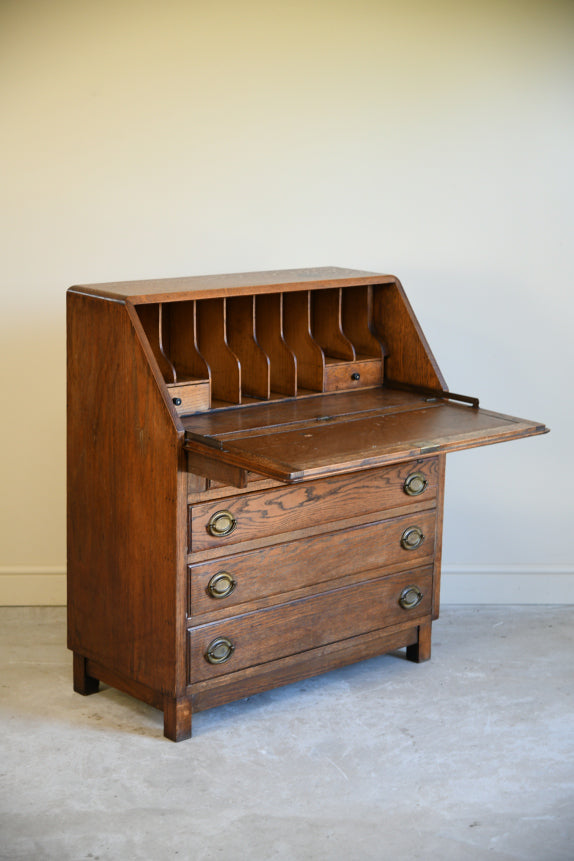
[{"xmin": 67, "ymin": 267, "xmax": 547, "ymax": 740}]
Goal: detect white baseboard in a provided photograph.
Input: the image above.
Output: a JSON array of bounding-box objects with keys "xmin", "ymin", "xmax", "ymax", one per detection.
[
  {"xmin": 0, "ymin": 568, "xmax": 66, "ymax": 606},
  {"xmin": 0, "ymin": 565, "xmax": 573, "ymax": 606},
  {"xmin": 441, "ymin": 565, "xmax": 574, "ymax": 604}
]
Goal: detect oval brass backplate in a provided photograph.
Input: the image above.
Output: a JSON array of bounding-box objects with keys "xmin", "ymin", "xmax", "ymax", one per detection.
[
  {"xmin": 400, "ymin": 526, "xmax": 425, "ymax": 550},
  {"xmin": 207, "ymin": 510, "xmax": 237, "ymax": 537},
  {"xmin": 403, "ymin": 472, "xmax": 428, "ymax": 496},
  {"xmin": 399, "ymin": 585, "xmax": 424, "ymax": 610},
  {"xmin": 205, "ymin": 637, "xmax": 235, "ymax": 664},
  {"xmin": 207, "ymin": 572, "xmax": 236, "ymax": 599}
]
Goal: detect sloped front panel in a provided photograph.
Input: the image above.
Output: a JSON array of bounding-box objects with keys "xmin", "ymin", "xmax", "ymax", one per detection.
[{"xmin": 183, "ymin": 391, "xmax": 547, "ymax": 483}]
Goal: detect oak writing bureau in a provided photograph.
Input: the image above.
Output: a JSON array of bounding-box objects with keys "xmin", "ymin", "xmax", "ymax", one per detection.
[{"xmin": 67, "ymin": 267, "xmax": 547, "ymax": 740}]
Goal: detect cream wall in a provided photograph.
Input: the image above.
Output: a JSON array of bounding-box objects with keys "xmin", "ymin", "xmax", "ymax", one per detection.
[{"xmin": 1, "ymin": 0, "xmax": 572, "ymax": 604}]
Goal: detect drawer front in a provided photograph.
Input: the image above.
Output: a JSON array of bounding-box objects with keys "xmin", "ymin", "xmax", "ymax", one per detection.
[
  {"xmin": 189, "ymin": 509, "xmax": 436, "ymax": 617},
  {"xmin": 323, "ymin": 358, "xmax": 383, "ymax": 392},
  {"xmin": 189, "ymin": 458, "xmax": 439, "ymax": 551},
  {"xmin": 187, "ymin": 567, "xmax": 433, "ymax": 682}
]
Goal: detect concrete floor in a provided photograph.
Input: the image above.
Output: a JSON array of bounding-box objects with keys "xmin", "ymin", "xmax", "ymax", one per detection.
[{"xmin": 0, "ymin": 606, "xmax": 572, "ymax": 861}]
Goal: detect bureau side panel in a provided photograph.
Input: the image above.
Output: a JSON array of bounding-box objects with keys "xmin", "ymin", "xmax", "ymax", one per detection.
[
  {"xmin": 373, "ymin": 280, "xmax": 447, "ymax": 389},
  {"xmin": 67, "ymin": 292, "xmax": 182, "ymax": 694}
]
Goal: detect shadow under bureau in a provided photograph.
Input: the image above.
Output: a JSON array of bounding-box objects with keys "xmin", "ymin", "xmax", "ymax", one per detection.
[{"xmin": 66, "ymin": 267, "xmax": 547, "ymax": 740}]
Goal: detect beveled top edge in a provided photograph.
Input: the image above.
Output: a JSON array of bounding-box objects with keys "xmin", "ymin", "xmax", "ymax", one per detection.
[{"xmin": 68, "ymin": 266, "xmax": 397, "ymax": 303}]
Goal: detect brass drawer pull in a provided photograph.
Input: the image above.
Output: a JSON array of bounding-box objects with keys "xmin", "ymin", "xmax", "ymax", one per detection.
[
  {"xmin": 403, "ymin": 472, "xmax": 428, "ymax": 496},
  {"xmin": 207, "ymin": 572, "xmax": 236, "ymax": 599},
  {"xmin": 401, "ymin": 526, "xmax": 425, "ymax": 550},
  {"xmin": 207, "ymin": 510, "xmax": 237, "ymax": 537},
  {"xmin": 399, "ymin": 585, "xmax": 424, "ymax": 610},
  {"xmin": 205, "ymin": 637, "xmax": 235, "ymax": 664}
]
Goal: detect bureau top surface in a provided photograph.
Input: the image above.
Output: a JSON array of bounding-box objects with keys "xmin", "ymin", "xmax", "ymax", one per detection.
[{"xmin": 68, "ymin": 266, "xmax": 395, "ymax": 304}]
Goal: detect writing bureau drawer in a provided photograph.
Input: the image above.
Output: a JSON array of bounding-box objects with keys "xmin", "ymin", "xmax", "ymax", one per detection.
[
  {"xmin": 188, "ymin": 509, "xmax": 436, "ymax": 618},
  {"xmin": 189, "ymin": 458, "xmax": 438, "ymax": 552},
  {"xmin": 187, "ymin": 567, "xmax": 433, "ymax": 682}
]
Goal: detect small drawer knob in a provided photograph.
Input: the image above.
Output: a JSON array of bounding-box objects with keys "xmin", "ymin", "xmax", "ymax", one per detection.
[
  {"xmin": 207, "ymin": 571, "xmax": 236, "ymax": 599},
  {"xmin": 207, "ymin": 510, "xmax": 237, "ymax": 537},
  {"xmin": 399, "ymin": 585, "xmax": 424, "ymax": 610},
  {"xmin": 205, "ymin": 637, "xmax": 235, "ymax": 664},
  {"xmin": 401, "ymin": 526, "xmax": 425, "ymax": 550},
  {"xmin": 403, "ymin": 472, "xmax": 427, "ymax": 496}
]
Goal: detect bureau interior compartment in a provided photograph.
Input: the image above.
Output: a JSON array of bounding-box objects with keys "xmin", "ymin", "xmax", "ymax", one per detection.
[
  {"xmin": 136, "ymin": 281, "xmax": 547, "ymax": 485},
  {"xmin": 137, "ymin": 301, "xmax": 212, "ymax": 413},
  {"xmin": 135, "ymin": 284, "xmax": 387, "ymax": 412},
  {"xmin": 311, "ymin": 286, "xmax": 386, "ymax": 392}
]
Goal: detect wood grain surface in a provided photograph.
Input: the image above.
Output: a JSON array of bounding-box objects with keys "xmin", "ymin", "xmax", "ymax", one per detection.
[
  {"xmin": 323, "ymin": 357, "xmax": 383, "ymax": 392},
  {"xmin": 226, "ymin": 294, "xmax": 271, "ymax": 400},
  {"xmin": 312, "ymin": 287, "xmax": 356, "ymax": 360},
  {"xmin": 182, "ymin": 387, "xmax": 424, "ymax": 437},
  {"xmin": 185, "ymin": 400, "xmax": 546, "ymax": 483},
  {"xmin": 189, "ymin": 620, "xmax": 421, "ymax": 712},
  {"xmin": 341, "ymin": 284, "xmax": 386, "ymax": 358},
  {"xmin": 67, "ymin": 267, "xmax": 546, "ymax": 740},
  {"xmin": 67, "ymin": 293, "xmax": 185, "ymax": 694},
  {"xmin": 188, "ymin": 567, "xmax": 433, "ymax": 682},
  {"xmin": 189, "ymin": 460, "xmax": 439, "ymax": 551},
  {"xmin": 70, "ymin": 266, "xmax": 394, "ymax": 304},
  {"xmin": 189, "ymin": 509, "xmax": 436, "ymax": 617},
  {"xmin": 282, "ymin": 290, "xmax": 325, "ymax": 391}
]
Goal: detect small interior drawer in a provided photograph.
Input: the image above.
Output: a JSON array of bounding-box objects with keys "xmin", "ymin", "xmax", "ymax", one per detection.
[
  {"xmin": 167, "ymin": 381, "xmax": 210, "ymax": 415},
  {"xmin": 189, "ymin": 458, "xmax": 439, "ymax": 552},
  {"xmin": 188, "ymin": 509, "xmax": 436, "ymax": 617},
  {"xmin": 187, "ymin": 566, "xmax": 433, "ymax": 682},
  {"xmin": 323, "ymin": 357, "xmax": 383, "ymax": 392}
]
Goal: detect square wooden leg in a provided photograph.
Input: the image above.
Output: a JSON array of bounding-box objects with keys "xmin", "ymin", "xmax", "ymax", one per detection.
[
  {"xmin": 163, "ymin": 696, "xmax": 192, "ymax": 742},
  {"xmin": 73, "ymin": 652, "xmax": 100, "ymax": 695},
  {"xmin": 406, "ymin": 621, "xmax": 432, "ymax": 663}
]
